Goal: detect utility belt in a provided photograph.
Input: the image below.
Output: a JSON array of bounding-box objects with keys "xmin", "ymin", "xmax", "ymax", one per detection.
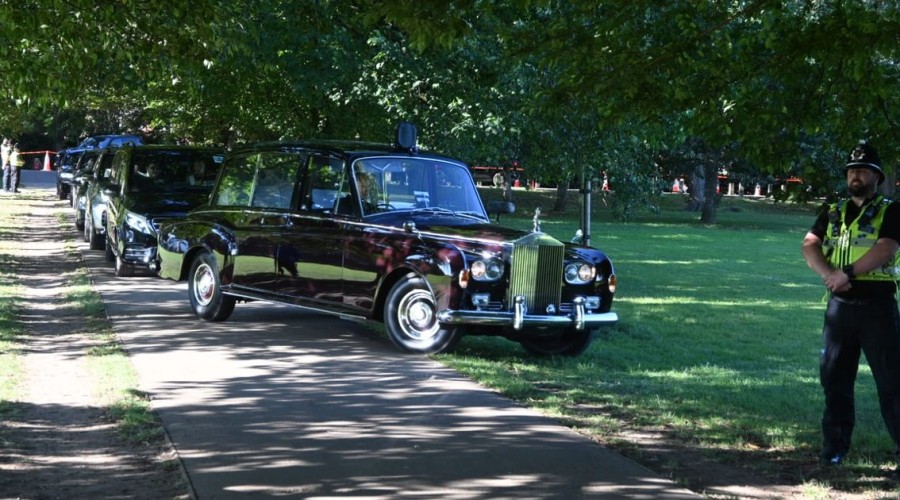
[{"xmin": 830, "ymin": 295, "xmax": 895, "ymax": 305}]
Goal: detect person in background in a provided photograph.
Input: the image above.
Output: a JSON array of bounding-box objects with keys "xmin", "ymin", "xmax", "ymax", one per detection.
[
  {"xmin": 11, "ymin": 144, "xmax": 23, "ymax": 192},
  {"xmin": 188, "ymin": 160, "xmax": 212, "ymax": 186},
  {"xmin": 801, "ymin": 140, "xmax": 900, "ymax": 472},
  {"xmin": 1, "ymin": 138, "xmax": 10, "ymax": 191},
  {"xmin": 4, "ymin": 143, "xmax": 23, "ymax": 193}
]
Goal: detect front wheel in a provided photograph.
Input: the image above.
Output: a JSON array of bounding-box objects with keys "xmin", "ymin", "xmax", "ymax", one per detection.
[
  {"xmin": 520, "ymin": 328, "xmax": 595, "ymax": 357},
  {"xmin": 189, "ymin": 252, "xmax": 235, "ymax": 321},
  {"xmin": 115, "ymin": 253, "xmax": 134, "ymax": 278},
  {"xmin": 104, "ymin": 234, "xmax": 115, "ymax": 262},
  {"xmin": 383, "ymin": 274, "xmax": 460, "ymax": 354}
]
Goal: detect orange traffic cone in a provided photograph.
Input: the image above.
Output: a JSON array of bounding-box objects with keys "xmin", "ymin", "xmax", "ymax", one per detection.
[{"xmin": 43, "ymin": 152, "xmax": 51, "ymax": 171}]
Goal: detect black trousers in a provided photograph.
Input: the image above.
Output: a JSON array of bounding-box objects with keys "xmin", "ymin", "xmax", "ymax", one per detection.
[{"xmin": 820, "ymin": 295, "xmax": 900, "ymax": 456}]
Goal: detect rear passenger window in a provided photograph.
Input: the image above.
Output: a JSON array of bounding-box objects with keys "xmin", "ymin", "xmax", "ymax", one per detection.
[
  {"xmin": 214, "ymin": 154, "xmax": 256, "ymax": 207},
  {"xmin": 299, "ymin": 155, "xmax": 348, "ymax": 214},
  {"xmin": 250, "ymin": 153, "xmax": 299, "ymax": 209}
]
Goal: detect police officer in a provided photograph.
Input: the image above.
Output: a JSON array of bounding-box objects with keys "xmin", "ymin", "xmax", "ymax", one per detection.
[{"xmin": 802, "ymin": 141, "xmax": 900, "ymax": 468}]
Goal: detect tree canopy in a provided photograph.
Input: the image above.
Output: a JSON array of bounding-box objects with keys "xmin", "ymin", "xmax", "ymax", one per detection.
[{"xmin": 1, "ymin": 1, "xmax": 898, "ymax": 219}]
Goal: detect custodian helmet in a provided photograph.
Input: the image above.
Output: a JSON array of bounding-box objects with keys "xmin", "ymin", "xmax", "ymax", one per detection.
[{"xmin": 844, "ymin": 140, "xmax": 884, "ymax": 185}]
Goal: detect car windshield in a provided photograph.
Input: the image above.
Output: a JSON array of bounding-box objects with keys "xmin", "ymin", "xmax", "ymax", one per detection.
[
  {"xmin": 130, "ymin": 151, "xmax": 222, "ymax": 192},
  {"xmin": 353, "ymin": 157, "xmax": 487, "ymax": 220}
]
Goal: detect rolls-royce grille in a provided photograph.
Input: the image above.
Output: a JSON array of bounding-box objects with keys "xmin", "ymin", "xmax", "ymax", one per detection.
[{"xmin": 508, "ymin": 233, "xmax": 564, "ymax": 313}]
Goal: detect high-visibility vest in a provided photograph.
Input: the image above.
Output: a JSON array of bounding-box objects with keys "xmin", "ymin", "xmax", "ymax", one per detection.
[
  {"xmin": 824, "ymin": 195, "xmax": 900, "ymax": 281},
  {"xmin": 10, "ymin": 151, "xmax": 23, "ymax": 168}
]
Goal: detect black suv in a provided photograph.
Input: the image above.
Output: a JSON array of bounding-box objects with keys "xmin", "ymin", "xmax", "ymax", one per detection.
[{"xmin": 105, "ymin": 145, "xmax": 224, "ymax": 277}]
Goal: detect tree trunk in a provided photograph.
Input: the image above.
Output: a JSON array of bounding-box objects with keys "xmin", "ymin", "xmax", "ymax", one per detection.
[
  {"xmin": 685, "ymin": 157, "xmax": 719, "ymax": 224},
  {"xmin": 699, "ymin": 156, "xmax": 719, "ymax": 224},
  {"xmin": 553, "ymin": 183, "xmax": 569, "ymax": 212},
  {"xmin": 687, "ymin": 169, "xmax": 705, "ymax": 211}
]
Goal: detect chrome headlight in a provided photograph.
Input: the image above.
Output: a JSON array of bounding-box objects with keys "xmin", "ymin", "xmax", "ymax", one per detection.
[
  {"xmin": 470, "ymin": 258, "xmax": 504, "ymax": 282},
  {"xmin": 564, "ymin": 262, "xmax": 595, "ymax": 285},
  {"xmin": 124, "ymin": 212, "xmax": 155, "ymax": 236}
]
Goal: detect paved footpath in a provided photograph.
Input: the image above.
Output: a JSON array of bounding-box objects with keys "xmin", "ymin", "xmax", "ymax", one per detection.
[{"xmin": 26, "ymin": 170, "xmax": 698, "ymax": 499}]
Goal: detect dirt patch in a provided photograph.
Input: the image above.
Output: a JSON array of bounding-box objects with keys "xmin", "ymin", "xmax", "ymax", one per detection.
[{"xmin": 0, "ymin": 190, "xmax": 189, "ymax": 499}]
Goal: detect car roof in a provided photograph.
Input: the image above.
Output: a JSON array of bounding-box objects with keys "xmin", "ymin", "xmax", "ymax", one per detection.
[
  {"xmin": 78, "ymin": 134, "xmax": 143, "ymax": 148},
  {"xmin": 116, "ymin": 144, "xmax": 226, "ymax": 155},
  {"xmin": 228, "ymin": 140, "xmax": 464, "ymax": 165}
]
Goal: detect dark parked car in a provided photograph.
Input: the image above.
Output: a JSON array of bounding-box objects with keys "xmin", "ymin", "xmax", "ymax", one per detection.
[
  {"xmin": 82, "ymin": 149, "xmax": 117, "ymax": 250},
  {"xmin": 55, "ymin": 147, "xmax": 88, "ymax": 201},
  {"xmin": 72, "ymin": 149, "xmax": 113, "ymax": 229},
  {"xmin": 105, "ymin": 145, "xmax": 224, "ymax": 277},
  {"xmin": 55, "ymin": 135, "xmax": 143, "ymax": 201},
  {"xmin": 156, "ymin": 124, "xmax": 618, "ymax": 355}
]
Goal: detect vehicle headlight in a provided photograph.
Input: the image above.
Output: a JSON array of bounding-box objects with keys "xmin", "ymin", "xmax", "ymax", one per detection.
[
  {"xmin": 470, "ymin": 258, "xmax": 504, "ymax": 282},
  {"xmin": 564, "ymin": 262, "xmax": 595, "ymax": 284},
  {"xmin": 124, "ymin": 212, "xmax": 155, "ymax": 237}
]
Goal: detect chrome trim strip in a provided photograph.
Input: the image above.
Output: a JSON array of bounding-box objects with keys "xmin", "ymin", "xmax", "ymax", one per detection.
[
  {"xmin": 436, "ymin": 309, "xmax": 618, "ymax": 330},
  {"xmin": 222, "ymin": 289, "xmax": 368, "ymax": 321}
]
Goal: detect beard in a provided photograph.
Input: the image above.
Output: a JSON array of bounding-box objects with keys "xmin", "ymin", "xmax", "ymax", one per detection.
[{"xmin": 848, "ymin": 181, "xmax": 873, "ymax": 197}]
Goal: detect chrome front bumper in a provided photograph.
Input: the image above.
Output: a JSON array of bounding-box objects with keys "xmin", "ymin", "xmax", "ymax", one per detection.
[{"xmin": 437, "ymin": 295, "xmax": 619, "ymax": 331}]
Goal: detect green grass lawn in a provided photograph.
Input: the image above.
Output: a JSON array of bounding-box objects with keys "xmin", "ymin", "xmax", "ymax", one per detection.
[
  {"xmin": 441, "ymin": 190, "xmax": 898, "ymax": 494},
  {"xmin": 3, "ymin": 186, "xmax": 894, "ymax": 495}
]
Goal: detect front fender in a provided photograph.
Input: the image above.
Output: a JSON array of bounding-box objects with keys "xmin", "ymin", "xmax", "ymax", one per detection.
[
  {"xmin": 404, "ymin": 243, "xmax": 466, "ymax": 313},
  {"xmin": 157, "ymin": 222, "xmax": 235, "ymax": 283}
]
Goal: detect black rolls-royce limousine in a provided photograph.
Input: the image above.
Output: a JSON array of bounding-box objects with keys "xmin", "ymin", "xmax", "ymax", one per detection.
[{"xmin": 155, "ymin": 123, "xmax": 618, "ymax": 355}]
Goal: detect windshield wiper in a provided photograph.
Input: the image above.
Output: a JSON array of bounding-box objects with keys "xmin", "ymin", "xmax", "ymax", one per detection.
[{"xmin": 410, "ymin": 207, "xmax": 486, "ymax": 221}]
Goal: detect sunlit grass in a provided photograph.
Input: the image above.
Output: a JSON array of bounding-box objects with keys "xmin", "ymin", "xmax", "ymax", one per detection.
[
  {"xmin": 64, "ymin": 254, "xmax": 164, "ymax": 444},
  {"xmin": 0, "ymin": 202, "xmax": 23, "ymax": 420},
  {"xmin": 441, "ymin": 192, "xmax": 898, "ymax": 489}
]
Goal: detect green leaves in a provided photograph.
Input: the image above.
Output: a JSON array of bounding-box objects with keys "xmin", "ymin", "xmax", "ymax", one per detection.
[{"xmin": 0, "ymin": 0, "xmax": 898, "ymax": 192}]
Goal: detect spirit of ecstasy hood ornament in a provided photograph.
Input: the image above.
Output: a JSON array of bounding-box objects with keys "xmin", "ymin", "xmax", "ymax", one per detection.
[{"xmin": 532, "ymin": 207, "xmax": 542, "ymax": 233}]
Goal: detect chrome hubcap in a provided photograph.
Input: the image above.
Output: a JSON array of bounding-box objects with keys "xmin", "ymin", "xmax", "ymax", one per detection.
[
  {"xmin": 397, "ymin": 289, "xmax": 439, "ymax": 341},
  {"xmin": 193, "ymin": 263, "xmax": 216, "ymax": 306}
]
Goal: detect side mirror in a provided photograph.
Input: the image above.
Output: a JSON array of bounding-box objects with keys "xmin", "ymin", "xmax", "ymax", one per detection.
[{"xmin": 486, "ymin": 200, "xmax": 515, "ymax": 222}]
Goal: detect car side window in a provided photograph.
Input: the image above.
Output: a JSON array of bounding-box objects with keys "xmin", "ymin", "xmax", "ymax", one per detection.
[
  {"xmin": 249, "ymin": 153, "xmax": 299, "ymax": 209},
  {"xmin": 111, "ymin": 151, "xmax": 128, "ymax": 191},
  {"xmin": 299, "ymin": 155, "xmax": 349, "ymax": 215},
  {"xmin": 214, "ymin": 154, "xmax": 256, "ymax": 207}
]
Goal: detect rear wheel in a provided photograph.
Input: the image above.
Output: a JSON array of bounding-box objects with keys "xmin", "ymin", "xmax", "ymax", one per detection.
[
  {"xmin": 520, "ymin": 328, "xmax": 595, "ymax": 357},
  {"xmin": 189, "ymin": 252, "xmax": 235, "ymax": 321},
  {"xmin": 383, "ymin": 274, "xmax": 460, "ymax": 354},
  {"xmin": 74, "ymin": 207, "xmax": 85, "ymax": 231},
  {"xmin": 87, "ymin": 214, "xmax": 104, "ymax": 250}
]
